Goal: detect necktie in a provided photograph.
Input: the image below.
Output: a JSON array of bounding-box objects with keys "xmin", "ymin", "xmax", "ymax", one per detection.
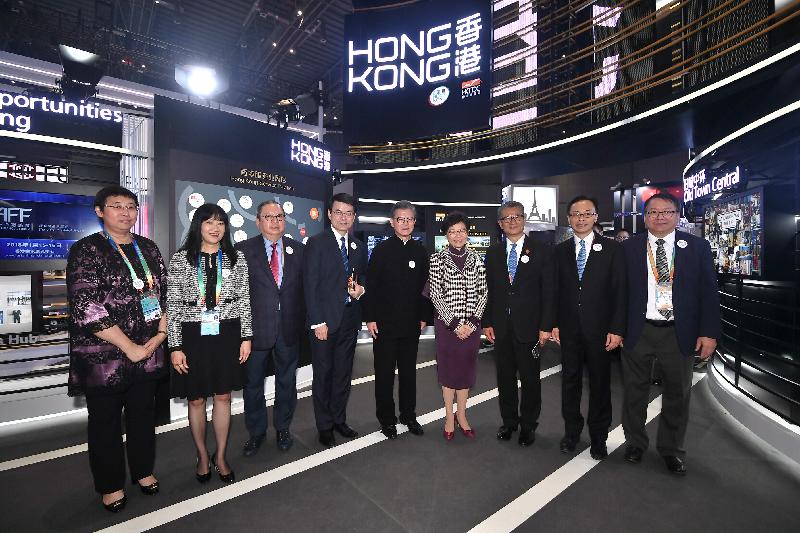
[
  {"xmin": 655, "ymin": 238, "xmax": 673, "ymax": 319},
  {"xmin": 507, "ymin": 243, "xmax": 518, "ymax": 283},
  {"xmin": 270, "ymin": 242, "xmax": 280, "ymax": 286},
  {"xmin": 576, "ymin": 240, "xmax": 587, "ymax": 281},
  {"xmin": 340, "ymin": 236, "xmax": 351, "ymax": 303}
]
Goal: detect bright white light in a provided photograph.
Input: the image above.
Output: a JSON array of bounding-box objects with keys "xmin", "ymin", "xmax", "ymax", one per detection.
[
  {"xmin": 185, "ymin": 66, "xmax": 218, "ymax": 96},
  {"xmin": 59, "ymin": 45, "xmax": 98, "ymax": 64}
]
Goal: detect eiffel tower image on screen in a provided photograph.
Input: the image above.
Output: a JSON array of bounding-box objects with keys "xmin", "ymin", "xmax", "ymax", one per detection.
[{"xmin": 526, "ymin": 190, "xmax": 556, "ymax": 224}]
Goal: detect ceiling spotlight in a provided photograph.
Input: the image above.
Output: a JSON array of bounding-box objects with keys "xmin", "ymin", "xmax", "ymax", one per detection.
[
  {"xmin": 297, "ymin": 10, "xmax": 303, "ymax": 16},
  {"xmin": 175, "ymin": 65, "xmax": 228, "ymax": 97},
  {"xmin": 289, "ymin": 48, "xmax": 295, "ymax": 54},
  {"xmin": 57, "ymin": 44, "xmax": 105, "ymax": 101},
  {"xmin": 272, "ymin": 42, "xmax": 277, "ymax": 47}
]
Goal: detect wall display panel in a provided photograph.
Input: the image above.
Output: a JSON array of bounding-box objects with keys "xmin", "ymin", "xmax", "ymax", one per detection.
[
  {"xmin": 343, "ymin": 0, "xmax": 492, "ymax": 143},
  {"xmin": 703, "ymin": 189, "xmax": 763, "ymax": 277},
  {"xmin": 175, "ymin": 180, "xmax": 324, "ymax": 247},
  {"xmin": 502, "ymin": 184, "xmax": 558, "ymax": 231},
  {"xmin": 0, "ymin": 274, "xmax": 32, "ymax": 334},
  {"xmin": 366, "ymin": 233, "xmax": 425, "ymax": 260}
]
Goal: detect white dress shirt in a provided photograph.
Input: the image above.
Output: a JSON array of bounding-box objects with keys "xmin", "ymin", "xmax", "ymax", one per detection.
[
  {"xmin": 573, "ymin": 232, "xmax": 595, "ymax": 260},
  {"xmin": 505, "ymin": 234, "xmax": 524, "ymax": 266},
  {"xmin": 646, "ymin": 230, "xmax": 676, "ymax": 321}
]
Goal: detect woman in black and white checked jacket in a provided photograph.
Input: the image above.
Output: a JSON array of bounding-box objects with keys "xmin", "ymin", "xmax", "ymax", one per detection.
[{"xmin": 167, "ymin": 203, "xmax": 252, "ymax": 484}]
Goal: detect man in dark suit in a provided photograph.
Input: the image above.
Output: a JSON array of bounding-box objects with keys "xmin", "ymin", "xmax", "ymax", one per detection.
[
  {"xmin": 483, "ymin": 200, "xmax": 555, "ymax": 446},
  {"xmin": 621, "ymin": 192, "xmax": 720, "ymax": 475},
  {"xmin": 364, "ymin": 201, "xmax": 431, "ymax": 439},
  {"xmin": 303, "ymin": 192, "xmax": 367, "ymax": 447},
  {"xmin": 237, "ymin": 200, "xmax": 305, "ymax": 456},
  {"xmin": 551, "ymin": 196, "xmax": 626, "ymax": 460}
]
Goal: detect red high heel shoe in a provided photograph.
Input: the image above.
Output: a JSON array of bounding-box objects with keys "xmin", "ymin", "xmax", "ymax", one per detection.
[
  {"xmin": 456, "ymin": 418, "xmax": 476, "ymax": 439},
  {"xmin": 443, "ymin": 416, "xmax": 455, "ymax": 441}
]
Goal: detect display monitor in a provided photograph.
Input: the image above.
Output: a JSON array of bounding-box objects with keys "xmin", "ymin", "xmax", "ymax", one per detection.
[
  {"xmin": 0, "ymin": 274, "xmax": 33, "ymax": 334},
  {"xmin": 703, "ymin": 189, "xmax": 763, "ymax": 276},
  {"xmin": 366, "ymin": 233, "xmax": 425, "ymax": 260}
]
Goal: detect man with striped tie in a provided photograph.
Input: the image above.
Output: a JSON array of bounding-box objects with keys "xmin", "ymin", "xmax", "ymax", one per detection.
[
  {"xmin": 483, "ymin": 200, "xmax": 555, "ymax": 447},
  {"xmin": 621, "ymin": 192, "xmax": 719, "ymax": 475},
  {"xmin": 551, "ymin": 196, "xmax": 626, "ymax": 460}
]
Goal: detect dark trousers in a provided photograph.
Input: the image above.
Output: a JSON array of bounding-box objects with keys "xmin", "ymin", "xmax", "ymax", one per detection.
[
  {"xmin": 310, "ymin": 306, "xmax": 360, "ymax": 431},
  {"xmin": 494, "ymin": 319, "xmax": 541, "ymax": 431},
  {"xmin": 85, "ymin": 379, "xmax": 156, "ymax": 494},
  {"xmin": 244, "ymin": 324, "xmax": 300, "ymax": 437},
  {"xmin": 622, "ymin": 323, "xmax": 695, "ymax": 457},
  {"xmin": 374, "ymin": 334, "xmax": 420, "ymax": 425},
  {"xmin": 560, "ymin": 330, "xmax": 612, "ymax": 443}
]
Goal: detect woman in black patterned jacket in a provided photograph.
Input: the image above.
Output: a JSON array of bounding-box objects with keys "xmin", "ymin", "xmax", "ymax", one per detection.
[{"xmin": 167, "ymin": 203, "xmax": 252, "ymax": 484}]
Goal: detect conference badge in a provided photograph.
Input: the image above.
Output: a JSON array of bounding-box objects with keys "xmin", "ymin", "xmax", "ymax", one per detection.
[
  {"xmin": 286, "ymin": 246, "xmax": 294, "ymax": 255},
  {"xmin": 593, "ymin": 243, "xmax": 603, "ymax": 252},
  {"xmin": 677, "ymin": 239, "xmax": 688, "ymax": 248},
  {"xmin": 409, "ymin": 260, "xmax": 416, "ymax": 269},
  {"xmin": 520, "ymin": 255, "xmax": 530, "ymax": 264}
]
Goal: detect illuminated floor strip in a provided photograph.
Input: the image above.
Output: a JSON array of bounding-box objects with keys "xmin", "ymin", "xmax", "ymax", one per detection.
[
  {"xmin": 467, "ymin": 373, "xmax": 706, "ymax": 533},
  {"xmin": 95, "ymin": 364, "xmax": 562, "ymax": 533}
]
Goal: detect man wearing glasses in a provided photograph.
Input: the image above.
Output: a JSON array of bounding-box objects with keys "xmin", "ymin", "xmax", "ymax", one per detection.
[
  {"xmin": 363, "ymin": 201, "xmax": 431, "ymax": 439},
  {"xmin": 303, "ymin": 193, "xmax": 367, "ymax": 447},
  {"xmin": 551, "ymin": 196, "xmax": 626, "ymax": 460},
  {"xmin": 237, "ymin": 200, "xmax": 305, "ymax": 456},
  {"xmin": 621, "ymin": 192, "xmax": 720, "ymax": 475},
  {"xmin": 483, "ymin": 200, "xmax": 555, "ymax": 446}
]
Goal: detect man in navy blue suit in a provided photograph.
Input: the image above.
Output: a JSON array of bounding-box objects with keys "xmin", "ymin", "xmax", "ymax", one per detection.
[
  {"xmin": 621, "ymin": 192, "xmax": 720, "ymax": 475},
  {"xmin": 303, "ymin": 193, "xmax": 367, "ymax": 447},
  {"xmin": 237, "ymin": 200, "xmax": 305, "ymax": 456}
]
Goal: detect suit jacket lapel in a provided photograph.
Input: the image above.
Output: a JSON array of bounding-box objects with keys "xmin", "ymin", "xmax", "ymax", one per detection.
[
  {"xmin": 673, "ymin": 231, "xmax": 684, "ymax": 284},
  {"xmin": 582, "ymin": 237, "xmax": 602, "ymax": 281},
  {"xmin": 564, "ymin": 239, "xmax": 579, "ymax": 283}
]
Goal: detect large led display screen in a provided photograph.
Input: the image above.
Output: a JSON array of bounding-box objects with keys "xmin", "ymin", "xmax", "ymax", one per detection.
[
  {"xmin": 0, "ymin": 190, "xmax": 99, "ymax": 260},
  {"xmin": 175, "ymin": 180, "xmax": 325, "ymax": 247},
  {"xmin": 343, "ymin": 0, "xmax": 492, "ymax": 143},
  {"xmin": 703, "ymin": 189, "xmax": 763, "ymax": 277}
]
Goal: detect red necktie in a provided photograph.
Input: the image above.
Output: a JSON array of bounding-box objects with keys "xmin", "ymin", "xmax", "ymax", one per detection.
[{"xmin": 270, "ymin": 242, "xmax": 279, "ymax": 285}]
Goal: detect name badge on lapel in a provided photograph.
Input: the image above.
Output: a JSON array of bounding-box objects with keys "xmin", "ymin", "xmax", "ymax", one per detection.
[
  {"xmin": 140, "ymin": 291, "xmax": 162, "ymax": 322},
  {"xmin": 201, "ymin": 309, "xmax": 220, "ymax": 336}
]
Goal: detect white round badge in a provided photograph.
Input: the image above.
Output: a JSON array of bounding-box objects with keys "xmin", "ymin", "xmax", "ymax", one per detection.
[
  {"xmin": 286, "ymin": 246, "xmax": 294, "ymax": 255},
  {"xmin": 222, "ymin": 268, "xmax": 231, "ymax": 279},
  {"xmin": 233, "ymin": 230, "xmax": 248, "ymax": 242},
  {"xmin": 520, "ymin": 255, "xmax": 530, "ymax": 264},
  {"xmin": 217, "ymin": 198, "xmax": 232, "ymax": 212},
  {"xmin": 188, "ymin": 192, "xmax": 204, "ymax": 208},
  {"xmin": 132, "ymin": 278, "xmax": 145, "ymax": 290},
  {"xmin": 593, "ymin": 243, "xmax": 603, "ymax": 252},
  {"xmin": 230, "ymin": 213, "xmax": 244, "ymax": 228},
  {"xmin": 409, "ymin": 260, "xmax": 416, "ymax": 269},
  {"xmin": 350, "ymin": 241, "xmax": 357, "ymax": 250},
  {"xmin": 239, "ymin": 195, "xmax": 253, "ymax": 209},
  {"xmin": 677, "ymin": 239, "xmax": 688, "ymax": 248},
  {"xmin": 283, "ymin": 201, "xmax": 294, "ymax": 215}
]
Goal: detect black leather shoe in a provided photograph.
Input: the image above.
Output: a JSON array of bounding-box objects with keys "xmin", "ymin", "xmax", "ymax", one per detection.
[
  {"xmin": 380, "ymin": 424, "xmax": 398, "ymax": 439},
  {"xmin": 211, "ymin": 453, "xmax": 235, "ymax": 484},
  {"xmin": 103, "ymin": 494, "xmax": 127, "ymax": 513},
  {"xmin": 518, "ymin": 428, "xmax": 535, "ymax": 447},
  {"xmin": 663, "ymin": 455, "xmax": 687, "ymax": 475},
  {"xmin": 559, "ymin": 435, "xmax": 578, "ymax": 453},
  {"xmin": 624, "ymin": 445, "xmax": 644, "ymax": 464},
  {"xmin": 137, "ymin": 479, "xmax": 160, "ymax": 495},
  {"xmin": 496, "ymin": 425, "xmax": 517, "ymax": 441},
  {"xmin": 276, "ymin": 430, "xmax": 293, "ymax": 451},
  {"xmin": 318, "ymin": 429, "xmax": 336, "ymax": 448},
  {"xmin": 333, "ymin": 422, "xmax": 358, "ymax": 439},
  {"xmin": 242, "ymin": 434, "xmax": 265, "ymax": 457},
  {"xmin": 399, "ymin": 417, "xmax": 424, "ymax": 436},
  {"xmin": 590, "ymin": 442, "xmax": 608, "ymax": 460}
]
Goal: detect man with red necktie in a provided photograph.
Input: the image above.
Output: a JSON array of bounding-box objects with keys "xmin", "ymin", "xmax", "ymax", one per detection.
[{"xmin": 236, "ymin": 200, "xmax": 305, "ymax": 456}]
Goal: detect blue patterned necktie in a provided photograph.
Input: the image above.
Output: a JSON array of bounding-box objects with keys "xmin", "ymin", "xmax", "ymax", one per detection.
[
  {"xmin": 507, "ymin": 243, "xmax": 518, "ymax": 283},
  {"xmin": 577, "ymin": 239, "xmax": 587, "ymax": 281},
  {"xmin": 340, "ymin": 236, "xmax": 351, "ymax": 303}
]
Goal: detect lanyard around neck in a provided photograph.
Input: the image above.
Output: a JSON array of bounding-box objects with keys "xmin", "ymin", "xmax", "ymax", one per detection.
[
  {"xmin": 646, "ymin": 240, "xmax": 675, "ymax": 283},
  {"xmin": 198, "ymin": 250, "xmax": 223, "ymax": 310},
  {"xmin": 104, "ymin": 232, "xmax": 153, "ymax": 291}
]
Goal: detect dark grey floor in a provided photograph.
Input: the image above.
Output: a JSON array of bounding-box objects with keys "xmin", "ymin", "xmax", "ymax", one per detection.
[{"xmin": 0, "ymin": 339, "xmax": 797, "ymax": 533}]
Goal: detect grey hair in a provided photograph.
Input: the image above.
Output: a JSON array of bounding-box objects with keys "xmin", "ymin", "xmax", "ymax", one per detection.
[
  {"xmin": 389, "ymin": 200, "xmax": 417, "ymax": 219},
  {"xmin": 256, "ymin": 200, "xmax": 283, "ymax": 217},
  {"xmin": 497, "ymin": 200, "xmax": 525, "ymax": 220}
]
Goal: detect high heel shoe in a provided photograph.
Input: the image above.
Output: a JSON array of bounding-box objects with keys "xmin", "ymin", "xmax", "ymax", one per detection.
[
  {"xmin": 456, "ymin": 419, "xmax": 476, "ymax": 439},
  {"xmin": 196, "ymin": 454, "xmax": 212, "ymax": 484},
  {"xmin": 443, "ymin": 416, "xmax": 455, "ymax": 441},
  {"xmin": 102, "ymin": 495, "xmax": 127, "ymax": 513},
  {"xmin": 136, "ymin": 478, "xmax": 160, "ymax": 495},
  {"xmin": 211, "ymin": 451, "xmax": 235, "ymax": 484}
]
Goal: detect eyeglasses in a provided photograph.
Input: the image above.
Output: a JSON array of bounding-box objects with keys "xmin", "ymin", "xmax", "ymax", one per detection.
[
  {"xmin": 394, "ymin": 216, "xmax": 416, "ymax": 224},
  {"xmin": 260, "ymin": 214, "xmax": 285, "ymax": 221},
  {"xmin": 331, "ymin": 209, "xmax": 355, "ymax": 218},
  {"xmin": 105, "ymin": 204, "xmax": 138, "ymax": 213},
  {"xmin": 447, "ymin": 228, "xmax": 467, "ymax": 236},
  {"xmin": 499, "ymin": 214, "xmax": 524, "ymax": 223},
  {"xmin": 568, "ymin": 211, "xmax": 597, "ymax": 219},
  {"xmin": 645, "ymin": 210, "xmax": 678, "ymax": 218}
]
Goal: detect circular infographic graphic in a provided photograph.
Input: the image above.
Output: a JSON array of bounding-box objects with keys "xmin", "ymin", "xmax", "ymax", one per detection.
[
  {"xmin": 284, "ymin": 233, "xmax": 294, "ymax": 240},
  {"xmin": 230, "ymin": 213, "xmax": 244, "ymax": 228},
  {"xmin": 283, "ymin": 201, "xmax": 294, "ymax": 215},
  {"xmin": 188, "ymin": 192, "xmax": 205, "ymax": 208},
  {"xmin": 239, "ymin": 195, "xmax": 253, "ymax": 209},
  {"xmin": 302, "ymin": 236, "xmax": 309, "ymax": 245},
  {"xmin": 233, "ymin": 230, "xmax": 248, "ymax": 242},
  {"xmin": 310, "ymin": 207, "xmax": 319, "ymax": 220},
  {"xmin": 217, "ymin": 198, "xmax": 232, "ymax": 212}
]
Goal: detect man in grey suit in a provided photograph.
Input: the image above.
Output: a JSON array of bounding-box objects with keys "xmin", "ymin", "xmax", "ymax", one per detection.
[{"xmin": 237, "ymin": 200, "xmax": 305, "ymax": 456}]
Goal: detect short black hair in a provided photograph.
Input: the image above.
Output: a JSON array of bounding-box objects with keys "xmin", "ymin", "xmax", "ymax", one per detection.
[
  {"xmin": 441, "ymin": 211, "xmax": 468, "ymax": 234},
  {"xmin": 644, "ymin": 192, "xmax": 680, "ymax": 213},
  {"xmin": 566, "ymin": 195, "xmax": 598, "ymax": 214},
  {"xmin": 94, "ymin": 186, "xmax": 138, "ymax": 209},
  {"xmin": 328, "ymin": 192, "xmax": 356, "ymax": 212},
  {"xmin": 256, "ymin": 200, "xmax": 283, "ymax": 217}
]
